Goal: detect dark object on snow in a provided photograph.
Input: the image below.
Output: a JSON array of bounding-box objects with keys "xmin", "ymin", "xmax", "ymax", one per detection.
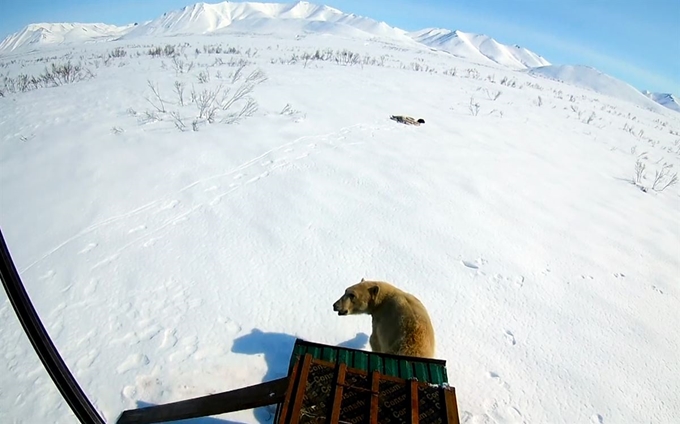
[
  {"xmin": 0, "ymin": 229, "xmax": 105, "ymax": 424},
  {"xmin": 116, "ymin": 338, "xmax": 460, "ymax": 423},
  {"xmin": 390, "ymin": 115, "xmax": 425, "ymax": 126}
]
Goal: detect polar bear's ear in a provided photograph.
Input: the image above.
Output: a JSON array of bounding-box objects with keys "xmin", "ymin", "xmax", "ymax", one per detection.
[
  {"xmin": 361, "ymin": 277, "xmax": 365, "ymax": 282},
  {"xmin": 368, "ymin": 285, "xmax": 380, "ymax": 299}
]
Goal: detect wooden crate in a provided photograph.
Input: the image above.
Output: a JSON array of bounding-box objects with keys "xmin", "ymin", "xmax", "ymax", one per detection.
[{"xmin": 276, "ymin": 353, "xmax": 460, "ymax": 424}]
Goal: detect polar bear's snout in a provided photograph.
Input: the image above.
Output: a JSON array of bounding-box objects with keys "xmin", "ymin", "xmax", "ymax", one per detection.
[{"xmin": 333, "ymin": 299, "xmax": 348, "ymax": 315}]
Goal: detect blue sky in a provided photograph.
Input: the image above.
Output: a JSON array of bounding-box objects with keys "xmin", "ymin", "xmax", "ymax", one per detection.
[{"xmin": 1, "ymin": 0, "xmax": 678, "ymax": 93}]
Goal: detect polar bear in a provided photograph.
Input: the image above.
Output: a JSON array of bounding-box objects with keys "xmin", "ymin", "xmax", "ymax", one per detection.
[{"xmin": 332, "ymin": 279, "xmax": 436, "ymax": 358}]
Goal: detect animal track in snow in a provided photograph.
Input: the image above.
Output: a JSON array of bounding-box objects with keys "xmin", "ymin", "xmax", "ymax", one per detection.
[
  {"xmin": 504, "ymin": 330, "xmax": 516, "ymax": 346},
  {"xmin": 138, "ymin": 324, "xmax": 162, "ymax": 341},
  {"xmin": 591, "ymin": 413, "xmax": 604, "ymax": 424},
  {"xmin": 483, "ymin": 398, "xmax": 522, "ymax": 423},
  {"xmin": 78, "ymin": 243, "xmax": 97, "ymax": 254},
  {"xmin": 493, "ymin": 274, "xmax": 525, "ymax": 288},
  {"xmin": 83, "ymin": 279, "xmax": 99, "ymax": 296},
  {"xmin": 19, "ymin": 124, "xmax": 391, "ymax": 275},
  {"xmin": 76, "ymin": 349, "xmax": 99, "ymax": 369},
  {"xmin": 39, "ymin": 270, "xmax": 55, "ymax": 280},
  {"xmin": 169, "ymin": 340, "xmax": 198, "ymax": 363},
  {"xmin": 462, "ymin": 260, "xmax": 479, "ymax": 270},
  {"xmin": 159, "ymin": 329, "xmax": 178, "ymax": 350},
  {"xmin": 160, "ymin": 200, "xmax": 180, "ymax": 210},
  {"xmin": 91, "ymin": 254, "xmax": 119, "ymax": 270},
  {"xmin": 488, "ymin": 371, "xmax": 510, "ymax": 390},
  {"xmin": 122, "ymin": 385, "xmax": 137, "ymax": 400},
  {"xmin": 116, "ymin": 354, "xmax": 150, "ymax": 374},
  {"xmin": 652, "ymin": 285, "xmax": 664, "ymax": 295},
  {"xmin": 613, "ymin": 272, "xmax": 626, "ymax": 278},
  {"xmin": 128, "ymin": 225, "xmax": 146, "ymax": 234},
  {"xmin": 218, "ymin": 316, "xmax": 243, "ymax": 335},
  {"xmin": 142, "ymin": 238, "xmax": 159, "ymax": 248}
]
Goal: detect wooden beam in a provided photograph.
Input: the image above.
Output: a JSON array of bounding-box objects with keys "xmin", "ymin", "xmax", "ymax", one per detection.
[
  {"xmin": 409, "ymin": 379, "xmax": 419, "ymax": 423},
  {"xmin": 444, "ymin": 388, "xmax": 461, "ymax": 424},
  {"xmin": 275, "ymin": 357, "xmax": 302, "ymax": 424},
  {"xmin": 116, "ymin": 377, "xmax": 289, "ymax": 424},
  {"xmin": 328, "ymin": 363, "xmax": 347, "ymax": 423},
  {"xmin": 288, "ymin": 354, "xmax": 313, "ymax": 424},
  {"xmin": 369, "ymin": 370, "xmax": 380, "ymax": 424}
]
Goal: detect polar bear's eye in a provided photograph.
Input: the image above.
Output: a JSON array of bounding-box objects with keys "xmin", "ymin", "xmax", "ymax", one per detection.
[{"xmin": 347, "ymin": 293, "xmax": 355, "ymax": 300}]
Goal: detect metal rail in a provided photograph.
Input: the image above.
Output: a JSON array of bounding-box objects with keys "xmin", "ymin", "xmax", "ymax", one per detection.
[{"xmin": 0, "ymin": 228, "xmax": 105, "ymax": 424}]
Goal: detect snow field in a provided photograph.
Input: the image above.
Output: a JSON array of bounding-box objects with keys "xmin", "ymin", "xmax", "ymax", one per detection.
[{"xmin": 1, "ymin": 31, "xmax": 679, "ymax": 424}]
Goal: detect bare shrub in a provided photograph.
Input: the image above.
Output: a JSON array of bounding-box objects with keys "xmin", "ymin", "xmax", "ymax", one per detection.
[
  {"xmin": 145, "ymin": 80, "xmax": 166, "ymax": 113},
  {"xmin": 164, "ymin": 44, "xmax": 177, "ymax": 57},
  {"xmin": 41, "ymin": 61, "xmax": 93, "ymax": 86},
  {"xmin": 335, "ymin": 49, "xmax": 361, "ymax": 66},
  {"xmin": 231, "ymin": 64, "xmax": 245, "ymax": 83},
  {"xmin": 222, "ymin": 97, "xmax": 258, "ymax": 124},
  {"xmin": 148, "ymin": 46, "xmax": 162, "ymax": 58},
  {"xmin": 281, "ymin": 103, "xmax": 298, "ymax": 115},
  {"xmin": 169, "ymin": 111, "xmax": 187, "ymax": 131},
  {"xmin": 652, "ymin": 163, "xmax": 678, "ymax": 192},
  {"xmin": 500, "ymin": 76, "xmax": 517, "ymax": 87},
  {"xmin": 197, "ymin": 69, "xmax": 210, "ymax": 83},
  {"xmin": 174, "ymin": 81, "xmax": 186, "ymax": 106},
  {"xmin": 633, "ymin": 160, "xmax": 646, "ymax": 186},
  {"xmin": 172, "ymin": 56, "xmax": 185, "ymax": 74},
  {"xmin": 469, "ymin": 97, "xmax": 480, "ymax": 116},
  {"xmin": 485, "ymin": 89, "xmax": 502, "ymax": 101},
  {"xmin": 584, "ymin": 112, "xmax": 596, "ymax": 125},
  {"xmin": 142, "ymin": 110, "xmax": 161, "ymax": 123},
  {"xmin": 193, "ymin": 85, "xmax": 221, "ymax": 123},
  {"xmin": 109, "ymin": 48, "xmax": 127, "ymax": 58},
  {"xmin": 137, "ymin": 68, "xmax": 267, "ymax": 131}
]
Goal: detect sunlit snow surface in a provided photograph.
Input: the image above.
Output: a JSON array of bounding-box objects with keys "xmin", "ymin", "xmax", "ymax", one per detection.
[{"xmin": 1, "ymin": 15, "xmax": 679, "ymax": 424}]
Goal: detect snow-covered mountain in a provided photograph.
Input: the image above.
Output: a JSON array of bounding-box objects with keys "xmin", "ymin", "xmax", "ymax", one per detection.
[
  {"xmin": 0, "ymin": 1, "xmax": 675, "ymax": 103},
  {"xmin": 1, "ymin": 1, "xmax": 554, "ymax": 70},
  {"xmin": 0, "ymin": 1, "xmax": 547, "ymax": 71},
  {"xmin": 409, "ymin": 28, "xmax": 551, "ymax": 70},
  {"xmin": 121, "ymin": 1, "xmax": 405, "ymax": 39},
  {"xmin": 527, "ymin": 64, "xmax": 664, "ymax": 111},
  {"xmin": 0, "ymin": 22, "xmax": 137, "ymax": 53},
  {"xmin": 642, "ymin": 91, "xmax": 680, "ymax": 113}
]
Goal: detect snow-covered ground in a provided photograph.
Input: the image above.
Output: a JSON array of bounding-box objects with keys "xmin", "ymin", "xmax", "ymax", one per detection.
[{"xmin": 1, "ymin": 11, "xmax": 680, "ymax": 424}]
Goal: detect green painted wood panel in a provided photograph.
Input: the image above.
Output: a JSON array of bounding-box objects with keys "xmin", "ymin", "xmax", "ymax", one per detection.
[
  {"xmin": 287, "ymin": 339, "xmax": 449, "ymax": 385},
  {"xmin": 400, "ymin": 360, "xmax": 413, "ymax": 379},
  {"xmin": 368, "ymin": 353, "xmax": 383, "ymax": 373},
  {"xmin": 414, "ymin": 361, "xmax": 428, "ymax": 381},
  {"xmin": 383, "ymin": 357, "xmax": 398, "ymax": 378}
]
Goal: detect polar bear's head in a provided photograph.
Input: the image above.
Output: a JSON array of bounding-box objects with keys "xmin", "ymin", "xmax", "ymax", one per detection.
[{"xmin": 333, "ymin": 278, "xmax": 380, "ymax": 316}]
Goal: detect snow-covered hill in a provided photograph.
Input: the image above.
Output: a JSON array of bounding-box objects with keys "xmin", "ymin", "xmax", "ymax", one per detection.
[
  {"xmin": 642, "ymin": 90, "xmax": 680, "ymax": 113},
  {"xmin": 527, "ymin": 64, "xmax": 665, "ymax": 112},
  {"xmin": 122, "ymin": 1, "xmax": 398, "ymax": 38},
  {"xmin": 1, "ymin": 31, "xmax": 679, "ymax": 423},
  {"xmin": 0, "ymin": 22, "xmax": 137, "ymax": 53},
  {"xmin": 410, "ymin": 28, "xmax": 551, "ymax": 70}
]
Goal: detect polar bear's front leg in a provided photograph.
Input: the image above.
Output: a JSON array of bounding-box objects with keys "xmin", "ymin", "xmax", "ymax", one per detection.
[{"xmin": 369, "ymin": 332, "xmax": 382, "ymax": 353}]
